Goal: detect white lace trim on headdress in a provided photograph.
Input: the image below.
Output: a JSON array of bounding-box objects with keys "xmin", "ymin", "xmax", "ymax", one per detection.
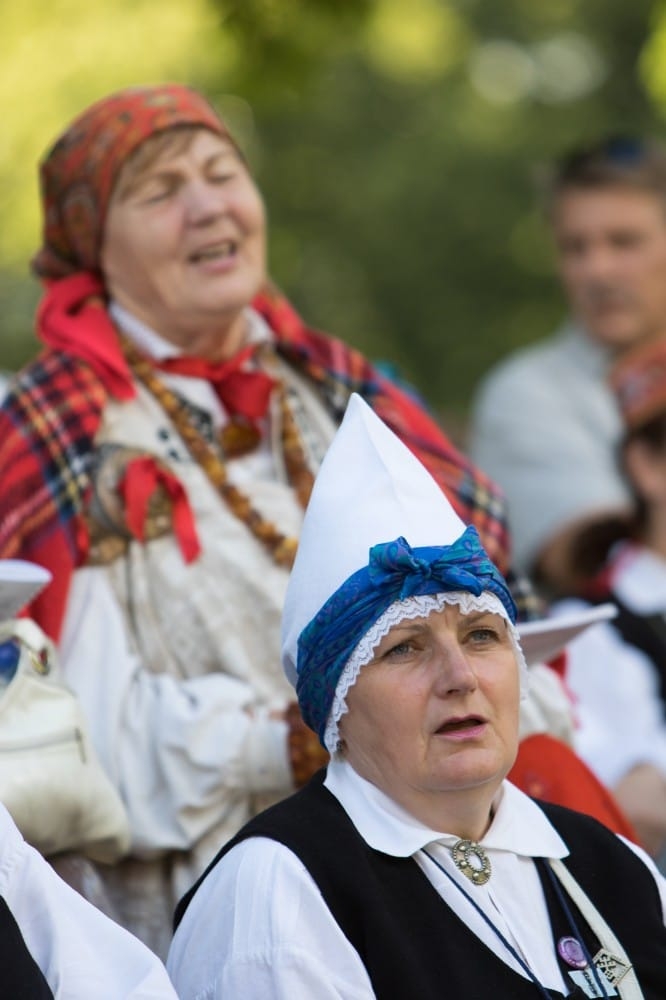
[{"xmin": 323, "ymin": 590, "xmax": 528, "ymax": 754}]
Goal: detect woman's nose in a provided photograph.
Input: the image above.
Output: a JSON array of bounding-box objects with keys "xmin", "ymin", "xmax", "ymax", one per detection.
[
  {"xmin": 186, "ymin": 179, "xmax": 226, "ymax": 223},
  {"xmin": 433, "ymin": 643, "xmax": 478, "ymax": 696}
]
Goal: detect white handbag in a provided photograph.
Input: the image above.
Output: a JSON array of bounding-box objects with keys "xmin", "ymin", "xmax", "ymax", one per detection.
[{"xmin": 0, "ymin": 618, "xmax": 131, "ymax": 863}]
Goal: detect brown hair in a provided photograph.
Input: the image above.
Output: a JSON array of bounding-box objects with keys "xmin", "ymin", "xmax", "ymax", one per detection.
[
  {"xmin": 546, "ymin": 135, "xmax": 666, "ymax": 213},
  {"xmin": 566, "ymin": 411, "xmax": 666, "ymax": 591}
]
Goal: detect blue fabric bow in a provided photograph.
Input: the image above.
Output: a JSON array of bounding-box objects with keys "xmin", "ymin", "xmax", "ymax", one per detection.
[{"xmin": 368, "ymin": 535, "xmax": 494, "ymax": 600}]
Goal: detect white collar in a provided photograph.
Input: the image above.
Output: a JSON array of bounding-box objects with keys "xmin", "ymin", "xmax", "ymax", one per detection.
[
  {"xmin": 324, "ymin": 758, "xmax": 568, "ymax": 860},
  {"xmin": 108, "ymin": 301, "xmax": 273, "ymax": 360}
]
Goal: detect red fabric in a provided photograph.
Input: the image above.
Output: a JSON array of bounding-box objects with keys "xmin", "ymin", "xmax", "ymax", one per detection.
[
  {"xmin": 24, "ymin": 519, "xmax": 90, "ymax": 644},
  {"xmin": 37, "ymin": 273, "xmax": 135, "ymax": 400},
  {"xmin": 509, "ymin": 733, "xmax": 641, "ymax": 844},
  {"xmin": 32, "ymin": 84, "xmax": 232, "ymax": 280},
  {"xmin": 545, "ymin": 651, "xmax": 567, "ymax": 680},
  {"xmin": 118, "ymin": 457, "xmax": 201, "ymax": 564},
  {"xmin": 610, "ymin": 334, "xmax": 666, "ymax": 431},
  {"xmin": 156, "ymin": 347, "xmax": 277, "ymax": 422},
  {"xmin": 36, "ymin": 275, "xmax": 277, "ymax": 421}
]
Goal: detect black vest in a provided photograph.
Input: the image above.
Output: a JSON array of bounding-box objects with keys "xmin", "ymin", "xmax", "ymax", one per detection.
[
  {"xmin": 0, "ymin": 897, "xmax": 53, "ymax": 998},
  {"xmin": 176, "ymin": 772, "xmax": 666, "ymax": 999}
]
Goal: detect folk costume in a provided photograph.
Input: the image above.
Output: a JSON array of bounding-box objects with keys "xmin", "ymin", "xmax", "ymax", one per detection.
[
  {"xmin": 170, "ymin": 396, "xmax": 666, "ymax": 999},
  {"xmin": 171, "ymin": 764, "xmax": 666, "ymax": 1000},
  {"xmin": 0, "ymin": 85, "xmax": 510, "ymax": 957}
]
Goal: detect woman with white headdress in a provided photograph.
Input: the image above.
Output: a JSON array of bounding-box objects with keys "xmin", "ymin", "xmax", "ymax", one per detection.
[{"xmin": 168, "ymin": 395, "xmax": 666, "ymax": 1000}]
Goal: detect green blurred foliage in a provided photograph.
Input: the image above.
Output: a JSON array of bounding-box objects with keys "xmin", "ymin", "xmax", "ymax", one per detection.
[{"xmin": 2, "ymin": 0, "xmax": 666, "ymax": 436}]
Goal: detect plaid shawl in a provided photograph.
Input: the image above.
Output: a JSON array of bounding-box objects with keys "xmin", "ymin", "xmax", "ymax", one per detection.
[{"xmin": 0, "ymin": 279, "xmax": 509, "ymax": 640}]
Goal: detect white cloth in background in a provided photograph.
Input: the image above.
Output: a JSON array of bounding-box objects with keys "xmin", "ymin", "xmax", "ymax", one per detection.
[
  {"xmin": 518, "ymin": 661, "xmax": 575, "ymax": 745},
  {"xmin": 552, "ymin": 543, "xmax": 666, "ymax": 788},
  {"xmin": 470, "ymin": 323, "xmax": 631, "ymax": 574},
  {"xmin": 167, "ymin": 759, "xmax": 666, "ymax": 999},
  {"xmin": 58, "ymin": 305, "xmax": 338, "ymax": 957},
  {"xmin": 0, "ymin": 802, "xmax": 177, "ymax": 998}
]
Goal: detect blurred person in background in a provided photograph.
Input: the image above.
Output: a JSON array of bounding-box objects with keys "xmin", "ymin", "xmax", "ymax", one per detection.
[
  {"xmin": 544, "ymin": 336, "xmax": 666, "ymax": 866},
  {"xmin": 470, "ymin": 135, "xmax": 666, "ymax": 597},
  {"xmin": 0, "ymin": 83, "xmax": 513, "ymax": 957}
]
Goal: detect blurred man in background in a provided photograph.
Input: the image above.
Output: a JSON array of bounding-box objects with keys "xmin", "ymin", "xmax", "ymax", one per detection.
[{"xmin": 470, "ymin": 136, "xmax": 666, "ymax": 595}]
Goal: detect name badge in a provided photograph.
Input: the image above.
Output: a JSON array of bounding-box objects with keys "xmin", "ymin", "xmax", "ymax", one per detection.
[{"xmin": 568, "ymin": 967, "xmax": 618, "ymax": 997}]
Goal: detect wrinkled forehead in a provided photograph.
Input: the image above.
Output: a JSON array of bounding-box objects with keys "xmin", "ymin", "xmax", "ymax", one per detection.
[
  {"xmin": 388, "ymin": 600, "xmax": 509, "ymax": 630},
  {"xmin": 110, "ymin": 126, "xmax": 240, "ymax": 202},
  {"xmin": 371, "ymin": 601, "xmax": 510, "ymax": 649}
]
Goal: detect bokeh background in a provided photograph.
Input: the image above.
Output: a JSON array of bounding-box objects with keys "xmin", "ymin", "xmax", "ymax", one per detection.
[{"xmin": 3, "ymin": 0, "xmax": 666, "ymax": 441}]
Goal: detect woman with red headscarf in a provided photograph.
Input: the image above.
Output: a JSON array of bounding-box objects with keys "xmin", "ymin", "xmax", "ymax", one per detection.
[{"xmin": 0, "ymin": 84, "xmax": 515, "ymax": 957}]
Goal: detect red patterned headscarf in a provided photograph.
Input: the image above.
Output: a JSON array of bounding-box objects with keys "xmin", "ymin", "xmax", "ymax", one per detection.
[
  {"xmin": 610, "ymin": 335, "xmax": 666, "ymax": 432},
  {"xmin": 32, "ymin": 83, "xmax": 232, "ymax": 280}
]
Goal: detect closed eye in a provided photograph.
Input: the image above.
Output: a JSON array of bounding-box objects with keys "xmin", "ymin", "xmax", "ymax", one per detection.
[
  {"xmin": 209, "ymin": 171, "xmax": 236, "ymax": 183},
  {"xmin": 142, "ymin": 189, "xmax": 172, "ymax": 204},
  {"xmin": 135, "ymin": 178, "xmax": 178, "ymax": 204}
]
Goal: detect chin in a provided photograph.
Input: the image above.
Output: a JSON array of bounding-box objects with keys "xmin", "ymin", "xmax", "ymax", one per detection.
[
  {"xmin": 587, "ymin": 319, "xmax": 643, "ymax": 348},
  {"xmin": 432, "ymin": 764, "xmax": 506, "ymax": 792}
]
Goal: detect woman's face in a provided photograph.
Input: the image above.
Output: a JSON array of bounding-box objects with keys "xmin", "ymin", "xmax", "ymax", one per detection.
[
  {"xmin": 338, "ymin": 603, "xmax": 520, "ymax": 830},
  {"xmin": 100, "ymin": 129, "xmax": 266, "ymax": 359}
]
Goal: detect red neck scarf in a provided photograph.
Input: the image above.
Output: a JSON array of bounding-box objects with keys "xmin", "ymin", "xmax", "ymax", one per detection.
[
  {"xmin": 38, "ymin": 274, "xmax": 277, "ymax": 422},
  {"xmin": 155, "ymin": 348, "xmax": 277, "ymax": 423}
]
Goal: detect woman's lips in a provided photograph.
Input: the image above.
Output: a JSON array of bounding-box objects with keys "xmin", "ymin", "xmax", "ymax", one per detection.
[
  {"xmin": 435, "ymin": 716, "xmax": 487, "ymax": 739},
  {"xmin": 188, "ymin": 240, "xmax": 240, "ymax": 273},
  {"xmin": 189, "ymin": 239, "xmax": 238, "ymax": 263}
]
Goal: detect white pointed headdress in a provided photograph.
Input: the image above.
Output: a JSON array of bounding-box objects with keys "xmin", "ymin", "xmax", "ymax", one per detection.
[
  {"xmin": 281, "ymin": 394, "xmax": 521, "ymax": 750},
  {"xmin": 281, "ymin": 394, "xmax": 615, "ymax": 752}
]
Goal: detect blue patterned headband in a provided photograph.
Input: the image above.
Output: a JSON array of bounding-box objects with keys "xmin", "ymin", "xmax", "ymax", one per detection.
[{"xmin": 296, "ymin": 525, "xmax": 516, "ymax": 744}]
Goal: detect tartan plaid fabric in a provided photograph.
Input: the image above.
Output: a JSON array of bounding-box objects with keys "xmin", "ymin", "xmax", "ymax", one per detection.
[
  {"xmin": 0, "ymin": 351, "xmax": 105, "ymax": 554},
  {"xmin": 254, "ymin": 287, "xmax": 511, "ymax": 574},
  {"xmin": 0, "ymin": 350, "xmax": 106, "ymax": 637},
  {"xmin": 0, "ymin": 282, "xmax": 511, "ymax": 639}
]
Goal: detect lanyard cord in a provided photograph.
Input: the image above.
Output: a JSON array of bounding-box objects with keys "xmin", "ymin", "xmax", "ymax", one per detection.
[
  {"xmin": 541, "ymin": 861, "xmax": 610, "ymax": 999},
  {"xmin": 422, "ymin": 850, "xmax": 555, "ymax": 1000}
]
